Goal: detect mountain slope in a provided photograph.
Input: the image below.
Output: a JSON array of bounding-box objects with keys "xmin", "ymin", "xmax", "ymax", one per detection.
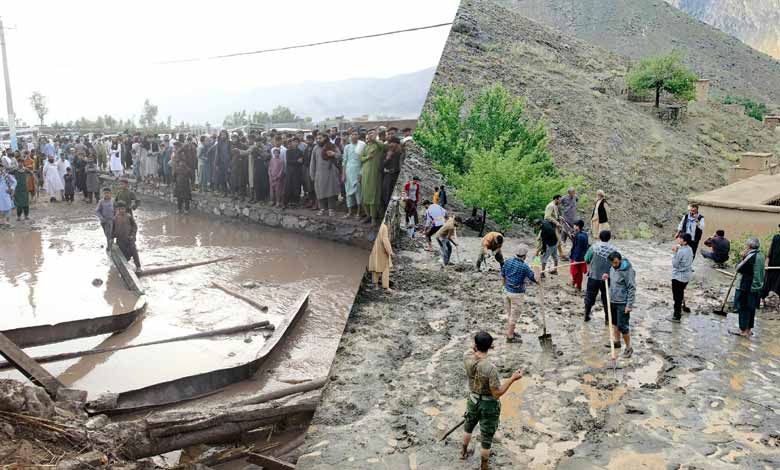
[
  {"xmin": 427, "ymin": 0, "xmax": 779, "ymax": 232},
  {"xmin": 667, "ymin": 0, "xmax": 780, "ymax": 59},
  {"xmin": 498, "ymin": 0, "xmax": 780, "ymax": 106},
  {"xmin": 157, "ymin": 67, "xmax": 436, "ymax": 124}
]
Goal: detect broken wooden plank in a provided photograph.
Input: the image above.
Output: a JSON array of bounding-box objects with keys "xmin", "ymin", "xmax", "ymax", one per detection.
[
  {"xmin": 0, "ymin": 320, "xmax": 273, "ymax": 370},
  {"xmin": 111, "ymin": 244, "xmax": 144, "ymax": 294},
  {"xmin": 1, "ymin": 296, "xmax": 147, "ymax": 349},
  {"xmin": 247, "ymin": 454, "xmax": 295, "ymax": 470},
  {"xmin": 211, "ymin": 282, "xmax": 269, "ymax": 311},
  {"xmin": 236, "ymin": 377, "xmax": 328, "ymax": 406},
  {"xmin": 88, "ymin": 291, "xmax": 310, "ymax": 414},
  {"xmin": 136, "ymin": 256, "xmax": 234, "ymax": 277},
  {"xmin": 0, "ymin": 332, "xmax": 63, "ymax": 397},
  {"xmin": 147, "ymin": 392, "xmax": 319, "ymax": 438},
  {"xmin": 120, "ymin": 391, "xmax": 319, "ymax": 458}
]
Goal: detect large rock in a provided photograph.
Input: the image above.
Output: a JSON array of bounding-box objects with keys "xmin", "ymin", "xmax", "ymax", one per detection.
[{"xmin": 0, "ymin": 379, "xmax": 26, "ymax": 413}]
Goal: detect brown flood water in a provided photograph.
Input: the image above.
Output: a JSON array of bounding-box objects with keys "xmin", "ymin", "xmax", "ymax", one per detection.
[{"xmin": 0, "ymin": 200, "xmax": 366, "ymax": 399}]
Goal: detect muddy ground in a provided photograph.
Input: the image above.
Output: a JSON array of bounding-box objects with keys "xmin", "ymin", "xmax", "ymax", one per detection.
[{"xmin": 298, "ymin": 229, "xmax": 780, "ymax": 469}]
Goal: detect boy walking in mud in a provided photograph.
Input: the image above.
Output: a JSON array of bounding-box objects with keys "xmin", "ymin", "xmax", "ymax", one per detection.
[
  {"xmin": 113, "ymin": 201, "xmax": 141, "ymax": 271},
  {"xmin": 96, "ymin": 187, "xmax": 115, "ymax": 252},
  {"xmin": 602, "ymin": 251, "xmax": 636, "ymax": 357},
  {"xmin": 115, "ymin": 178, "xmax": 139, "ymax": 215},
  {"xmin": 462, "ymin": 331, "xmax": 523, "ymax": 470}
]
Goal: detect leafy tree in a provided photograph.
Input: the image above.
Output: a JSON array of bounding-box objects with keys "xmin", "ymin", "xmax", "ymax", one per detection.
[
  {"xmin": 414, "ymin": 86, "xmax": 468, "ymax": 175},
  {"xmin": 140, "ymin": 99, "xmax": 159, "ymax": 128},
  {"xmin": 270, "ymin": 106, "xmax": 299, "ymax": 123},
  {"xmin": 458, "ymin": 136, "xmax": 581, "ymax": 229},
  {"xmin": 29, "ymin": 91, "xmax": 49, "ymax": 125},
  {"xmin": 723, "ymin": 95, "xmax": 769, "ymax": 122},
  {"xmin": 627, "ymin": 52, "xmax": 698, "ymax": 107},
  {"xmin": 415, "ymin": 84, "xmax": 579, "ymax": 226}
]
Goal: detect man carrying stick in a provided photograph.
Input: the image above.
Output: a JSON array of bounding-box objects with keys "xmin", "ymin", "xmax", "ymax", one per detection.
[{"xmin": 461, "ymin": 331, "xmax": 523, "ymax": 470}]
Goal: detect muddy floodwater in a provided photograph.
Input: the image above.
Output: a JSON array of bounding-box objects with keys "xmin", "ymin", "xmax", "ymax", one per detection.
[{"xmin": 0, "ymin": 199, "xmax": 366, "ymax": 399}]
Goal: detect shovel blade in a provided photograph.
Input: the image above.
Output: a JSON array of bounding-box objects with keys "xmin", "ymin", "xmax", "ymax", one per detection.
[
  {"xmin": 712, "ymin": 310, "xmax": 728, "ymax": 316},
  {"xmin": 538, "ymin": 334, "xmax": 554, "ymax": 351}
]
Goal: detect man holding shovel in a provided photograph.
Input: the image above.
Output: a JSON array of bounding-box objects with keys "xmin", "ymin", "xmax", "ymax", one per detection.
[
  {"xmin": 501, "ymin": 245, "xmax": 538, "ymax": 343},
  {"xmin": 602, "ymin": 252, "xmax": 637, "ymax": 357},
  {"xmin": 461, "ymin": 331, "xmax": 523, "ymax": 470}
]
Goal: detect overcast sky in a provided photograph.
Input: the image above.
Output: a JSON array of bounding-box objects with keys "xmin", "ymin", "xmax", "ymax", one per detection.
[{"xmin": 1, "ymin": 0, "xmax": 459, "ymax": 125}]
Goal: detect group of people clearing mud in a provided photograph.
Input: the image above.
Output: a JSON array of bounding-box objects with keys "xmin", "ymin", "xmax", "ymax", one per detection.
[{"xmin": 391, "ymin": 182, "xmax": 780, "ymax": 469}]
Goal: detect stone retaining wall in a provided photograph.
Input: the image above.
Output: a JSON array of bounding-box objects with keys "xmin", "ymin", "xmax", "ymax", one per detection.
[{"xmin": 99, "ymin": 175, "xmax": 384, "ymax": 249}]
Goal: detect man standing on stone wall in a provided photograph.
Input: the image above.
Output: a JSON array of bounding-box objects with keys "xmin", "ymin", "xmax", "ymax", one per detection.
[
  {"xmin": 360, "ymin": 129, "xmax": 385, "ymax": 226},
  {"xmin": 381, "ymin": 136, "xmax": 402, "ymax": 215}
]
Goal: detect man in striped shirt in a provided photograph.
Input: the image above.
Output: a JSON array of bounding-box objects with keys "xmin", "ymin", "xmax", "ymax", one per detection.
[{"xmin": 501, "ymin": 245, "xmax": 537, "ymax": 343}]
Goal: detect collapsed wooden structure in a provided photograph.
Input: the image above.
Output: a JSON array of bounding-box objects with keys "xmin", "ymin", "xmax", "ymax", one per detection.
[{"xmin": 1, "ymin": 248, "xmax": 324, "ymax": 467}]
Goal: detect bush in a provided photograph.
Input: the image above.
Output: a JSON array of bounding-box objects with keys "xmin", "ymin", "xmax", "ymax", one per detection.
[
  {"xmin": 726, "ymin": 233, "xmax": 776, "ymax": 267},
  {"xmin": 414, "ymin": 86, "xmax": 468, "ymax": 176},
  {"xmin": 722, "ymin": 95, "xmax": 769, "ymax": 122}
]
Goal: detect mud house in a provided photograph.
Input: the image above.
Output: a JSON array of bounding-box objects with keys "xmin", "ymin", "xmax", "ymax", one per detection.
[
  {"xmin": 765, "ymin": 115, "xmax": 780, "ymax": 129},
  {"xmin": 688, "ymin": 173, "xmax": 780, "ymax": 240},
  {"xmin": 727, "ymin": 152, "xmax": 777, "ymax": 184}
]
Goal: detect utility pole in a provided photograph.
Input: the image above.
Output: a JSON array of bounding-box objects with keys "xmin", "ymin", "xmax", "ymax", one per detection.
[{"xmin": 0, "ymin": 17, "xmax": 17, "ymax": 151}]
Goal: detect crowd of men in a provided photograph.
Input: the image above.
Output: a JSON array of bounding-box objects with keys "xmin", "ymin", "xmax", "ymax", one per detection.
[{"xmin": 0, "ymin": 125, "xmax": 414, "ymax": 226}]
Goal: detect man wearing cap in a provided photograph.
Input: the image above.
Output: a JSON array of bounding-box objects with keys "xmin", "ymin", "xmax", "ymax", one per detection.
[
  {"xmin": 114, "ymin": 179, "xmax": 139, "ymax": 216},
  {"xmin": 501, "ymin": 245, "xmax": 537, "ymax": 343},
  {"xmin": 461, "ymin": 331, "xmax": 523, "ymax": 470},
  {"xmin": 113, "ymin": 201, "xmax": 141, "ymax": 271}
]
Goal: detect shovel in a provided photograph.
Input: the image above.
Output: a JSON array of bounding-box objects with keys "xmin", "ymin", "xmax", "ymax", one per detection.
[
  {"xmin": 604, "ymin": 279, "xmax": 618, "ymax": 376},
  {"xmin": 713, "ymin": 271, "xmax": 738, "ymax": 316},
  {"xmin": 537, "ymin": 275, "xmax": 554, "ymax": 351}
]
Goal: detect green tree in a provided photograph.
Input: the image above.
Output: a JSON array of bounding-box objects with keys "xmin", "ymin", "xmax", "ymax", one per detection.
[
  {"xmin": 627, "ymin": 52, "xmax": 698, "ymax": 108},
  {"xmin": 29, "ymin": 91, "xmax": 49, "ymax": 125},
  {"xmin": 458, "ymin": 137, "xmax": 580, "ymax": 229},
  {"xmin": 414, "ymin": 86, "xmax": 468, "ymax": 175},
  {"xmin": 140, "ymin": 99, "xmax": 159, "ymax": 128},
  {"xmin": 415, "ymin": 84, "xmax": 579, "ymax": 226},
  {"xmin": 270, "ymin": 106, "xmax": 299, "ymax": 123}
]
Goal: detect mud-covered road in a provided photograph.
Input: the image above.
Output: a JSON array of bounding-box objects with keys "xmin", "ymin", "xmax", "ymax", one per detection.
[{"xmin": 299, "ymin": 232, "xmax": 780, "ymax": 469}]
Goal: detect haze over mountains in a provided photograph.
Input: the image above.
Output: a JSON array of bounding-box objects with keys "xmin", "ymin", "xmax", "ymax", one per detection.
[
  {"xmin": 503, "ymin": 0, "xmax": 780, "ymax": 105},
  {"xmin": 667, "ymin": 0, "xmax": 780, "ymax": 59},
  {"xmin": 156, "ymin": 67, "xmax": 436, "ymax": 125}
]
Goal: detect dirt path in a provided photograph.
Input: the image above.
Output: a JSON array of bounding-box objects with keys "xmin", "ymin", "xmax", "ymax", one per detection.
[{"xmin": 298, "ymin": 232, "xmax": 780, "ymax": 469}]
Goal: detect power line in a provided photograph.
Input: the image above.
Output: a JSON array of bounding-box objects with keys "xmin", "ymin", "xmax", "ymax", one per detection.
[{"xmin": 154, "ymin": 22, "xmax": 454, "ymax": 65}]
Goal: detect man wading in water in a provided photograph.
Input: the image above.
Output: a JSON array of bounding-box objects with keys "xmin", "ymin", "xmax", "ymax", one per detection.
[{"xmin": 461, "ymin": 331, "xmax": 523, "ymax": 470}]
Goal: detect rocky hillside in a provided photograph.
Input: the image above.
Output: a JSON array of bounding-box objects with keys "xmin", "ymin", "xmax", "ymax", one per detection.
[
  {"xmin": 427, "ymin": 0, "xmax": 779, "ymax": 233},
  {"xmin": 667, "ymin": 0, "xmax": 780, "ymax": 59},
  {"xmin": 499, "ymin": 0, "xmax": 780, "ymax": 107}
]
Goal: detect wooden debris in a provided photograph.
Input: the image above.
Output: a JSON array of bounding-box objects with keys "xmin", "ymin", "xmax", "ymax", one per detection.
[
  {"xmin": 136, "ymin": 256, "xmax": 234, "ymax": 277},
  {"xmin": 211, "ymin": 282, "xmax": 269, "ymax": 311},
  {"xmin": 247, "ymin": 453, "xmax": 295, "ymax": 470},
  {"xmin": 122, "ymin": 391, "xmax": 320, "ymax": 458},
  {"xmin": 110, "ymin": 245, "xmax": 144, "ymax": 294},
  {"xmin": 0, "ymin": 321, "xmax": 273, "ymax": 370},
  {"xmin": 0, "ymin": 332, "xmax": 63, "ymax": 397}
]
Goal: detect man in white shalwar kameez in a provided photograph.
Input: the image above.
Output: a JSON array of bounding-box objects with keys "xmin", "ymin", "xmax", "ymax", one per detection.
[{"xmin": 43, "ymin": 158, "xmax": 64, "ymax": 201}]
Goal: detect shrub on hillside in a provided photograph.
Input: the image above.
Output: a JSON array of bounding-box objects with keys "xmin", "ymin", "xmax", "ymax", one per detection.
[{"xmin": 723, "ymin": 95, "xmax": 769, "ymax": 122}]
